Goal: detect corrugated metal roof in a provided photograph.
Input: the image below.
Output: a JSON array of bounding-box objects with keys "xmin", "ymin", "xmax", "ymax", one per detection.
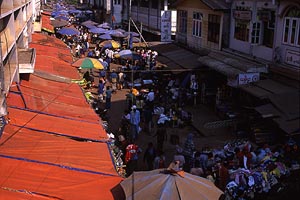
[
  {"xmin": 201, "ymin": 0, "xmax": 231, "ymax": 10},
  {"xmin": 174, "ymin": 0, "xmax": 231, "ymax": 10}
]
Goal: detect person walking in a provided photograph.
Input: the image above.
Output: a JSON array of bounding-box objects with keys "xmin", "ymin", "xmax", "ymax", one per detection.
[
  {"xmin": 110, "ymin": 69, "xmax": 118, "ymax": 93},
  {"xmin": 143, "ymin": 142, "xmax": 156, "ymax": 170},
  {"xmin": 154, "ymin": 123, "xmax": 167, "ymax": 153},
  {"xmin": 143, "ymin": 104, "xmax": 153, "ymax": 135},
  {"xmin": 154, "ymin": 150, "xmax": 166, "ymax": 169},
  {"xmin": 173, "ymin": 145, "xmax": 185, "ymax": 169},
  {"xmin": 118, "ymin": 71, "xmax": 125, "ymax": 90},
  {"xmin": 98, "ymin": 79, "xmax": 105, "ymax": 102},
  {"xmin": 129, "ymin": 105, "xmax": 140, "ymax": 141},
  {"xmin": 105, "ymin": 86, "xmax": 112, "ymax": 109},
  {"xmin": 182, "ymin": 133, "xmax": 195, "ymax": 172},
  {"xmin": 125, "ymin": 142, "xmax": 142, "ymax": 177}
]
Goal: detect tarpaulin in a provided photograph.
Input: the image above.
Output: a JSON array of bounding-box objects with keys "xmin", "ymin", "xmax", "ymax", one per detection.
[
  {"xmin": 31, "ymin": 34, "xmax": 69, "ymax": 49},
  {"xmin": 6, "ymin": 106, "xmax": 106, "ymax": 141},
  {"xmin": 7, "ymin": 76, "xmax": 99, "ymax": 123},
  {"xmin": 0, "ymin": 157, "xmax": 122, "ymax": 200},
  {"xmin": 29, "ymin": 40, "xmax": 79, "ymax": 80},
  {"xmin": 41, "ymin": 13, "xmax": 55, "ymax": 33},
  {"xmin": 0, "ymin": 124, "xmax": 116, "ymax": 174},
  {"xmin": 0, "ymin": 33, "xmax": 124, "ymax": 200}
]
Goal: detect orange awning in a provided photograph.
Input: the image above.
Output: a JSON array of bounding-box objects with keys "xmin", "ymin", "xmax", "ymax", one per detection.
[
  {"xmin": 0, "ymin": 157, "xmax": 122, "ymax": 200},
  {"xmin": 41, "ymin": 13, "xmax": 55, "ymax": 33},
  {"xmin": 0, "ymin": 33, "xmax": 124, "ymax": 199}
]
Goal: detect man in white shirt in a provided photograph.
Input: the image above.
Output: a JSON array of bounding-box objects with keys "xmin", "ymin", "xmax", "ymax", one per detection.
[{"xmin": 146, "ymin": 89, "xmax": 155, "ymax": 102}]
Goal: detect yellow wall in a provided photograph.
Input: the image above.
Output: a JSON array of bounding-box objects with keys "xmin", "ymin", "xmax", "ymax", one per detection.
[{"xmin": 176, "ymin": 0, "xmax": 223, "ymax": 50}]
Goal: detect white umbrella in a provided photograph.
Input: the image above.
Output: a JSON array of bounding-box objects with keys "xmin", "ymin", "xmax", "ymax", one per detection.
[
  {"xmin": 99, "ymin": 33, "xmax": 112, "ymax": 40},
  {"xmin": 108, "ymin": 30, "xmax": 125, "ymax": 38},
  {"xmin": 120, "ymin": 169, "xmax": 223, "ymax": 200},
  {"xmin": 98, "ymin": 22, "xmax": 111, "ymax": 29},
  {"xmin": 89, "ymin": 27, "xmax": 107, "ymax": 34}
]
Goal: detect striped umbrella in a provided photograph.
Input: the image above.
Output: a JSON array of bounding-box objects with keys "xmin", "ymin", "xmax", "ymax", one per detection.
[
  {"xmin": 72, "ymin": 58, "xmax": 106, "ymax": 70},
  {"xmin": 99, "ymin": 40, "xmax": 121, "ymax": 49}
]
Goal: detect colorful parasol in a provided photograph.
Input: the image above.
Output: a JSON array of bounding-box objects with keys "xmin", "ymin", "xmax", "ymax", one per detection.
[
  {"xmin": 72, "ymin": 58, "xmax": 106, "ymax": 70},
  {"xmin": 99, "ymin": 40, "xmax": 121, "ymax": 49}
]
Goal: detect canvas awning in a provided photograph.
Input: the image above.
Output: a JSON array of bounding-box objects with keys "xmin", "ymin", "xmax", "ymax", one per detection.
[
  {"xmin": 254, "ymin": 103, "xmax": 281, "ymax": 118},
  {"xmin": 254, "ymin": 100, "xmax": 300, "ymax": 135},
  {"xmin": 41, "ymin": 13, "xmax": 55, "ymax": 33},
  {"xmin": 239, "ymin": 79, "xmax": 296, "ymax": 99},
  {"xmin": 0, "ymin": 34, "xmax": 123, "ymax": 199},
  {"xmin": 198, "ymin": 51, "xmax": 268, "ymax": 79}
]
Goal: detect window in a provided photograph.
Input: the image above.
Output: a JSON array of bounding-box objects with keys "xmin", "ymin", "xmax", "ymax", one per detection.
[
  {"xmin": 208, "ymin": 14, "xmax": 221, "ymax": 43},
  {"xmin": 283, "ymin": 7, "xmax": 300, "ymax": 46},
  {"xmin": 234, "ymin": 20, "xmax": 250, "ymax": 41},
  {"xmin": 192, "ymin": 12, "xmax": 202, "ymax": 37},
  {"xmin": 114, "ymin": 0, "xmax": 120, "ymax": 4},
  {"xmin": 250, "ymin": 11, "xmax": 275, "ymax": 47},
  {"xmin": 178, "ymin": 10, "xmax": 187, "ymax": 34},
  {"xmin": 251, "ymin": 22, "xmax": 261, "ymax": 44}
]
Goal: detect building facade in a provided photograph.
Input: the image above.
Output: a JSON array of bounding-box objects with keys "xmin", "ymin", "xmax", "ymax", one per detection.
[
  {"xmin": 0, "ymin": 0, "xmax": 38, "ymax": 116},
  {"xmin": 272, "ymin": 0, "xmax": 300, "ymax": 79},
  {"xmin": 122, "ymin": 0, "xmax": 177, "ymax": 36},
  {"xmin": 229, "ymin": 0, "xmax": 300, "ymax": 81},
  {"xmin": 175, "ymin": 0, "xmax": 231, "ymax": 51},
  {"xmin": 174, "ymin": 0, "xmax": 299, "ymax": 137}
]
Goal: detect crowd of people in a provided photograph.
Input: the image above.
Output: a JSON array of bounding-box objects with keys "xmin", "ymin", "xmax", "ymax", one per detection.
[{"xmin": 52, "ymin": 9, "xmax": 300, "ymax": 199}]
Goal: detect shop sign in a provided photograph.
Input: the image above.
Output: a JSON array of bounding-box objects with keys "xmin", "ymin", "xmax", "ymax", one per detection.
[
  {"xmin": 285, "ymin": 50, "xmax": 300, "ymax": 68},
  {"xmin": 233, "ymin": 10, "xmax": 252, "ymax": 20},
  {"xmin": 238, "ymin": 73, "xmax": 260, "ymax": 85},
  {"xmin": 161, "ymin": 10, "xmax": 172, "ymax": 42}
]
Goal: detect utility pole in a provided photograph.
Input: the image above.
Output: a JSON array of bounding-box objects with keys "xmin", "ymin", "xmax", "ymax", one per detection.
[{"xmin": 128, "ymin": 0, "xmax": 132, "ymax": 34}]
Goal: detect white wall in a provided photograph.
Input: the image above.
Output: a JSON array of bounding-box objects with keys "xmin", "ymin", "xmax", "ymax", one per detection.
[
  {"xmin": 274, "ymin": 1, "xmax": 300, "ymax": 68},
  {"xmin": 113, "ymin": 0, "xmax": 123, "ymax": 25},
  {"xmin": 229, "ymin": 0, "xmax": 276, "ymax": 61}
]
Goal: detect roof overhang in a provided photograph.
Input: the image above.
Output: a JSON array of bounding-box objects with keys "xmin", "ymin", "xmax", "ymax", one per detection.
[{"xmin": 198, "ymin": 51, "xmax": 268, "ymax": 86}]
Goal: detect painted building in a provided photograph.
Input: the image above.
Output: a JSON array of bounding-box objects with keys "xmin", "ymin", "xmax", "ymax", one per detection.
[
  {"xmin": 229, "ymin": 0, "xmax": 276, "ymax": 61},
  {"xmin": 112, "ymin": 0, "xmax": 123, "ymax": 26},
  {"xmin": 173, "ymin": 0, "xmax": 299, "ymax": 136},
  {"xmin": 272, "ymin": 0, "xmax": 300, "ymax": 78},
  {"xmin": 0, "ymin": 0, "xmax": 38, "ymax": 116},
  {"xmin": 122, "ymin": 0, "xmax": 177, "ymax": 36},
  {"xmin": 175, "ymin": 0, "xmax": 231, "ymax": 51},
  {"xmin": 229, "ymin": 0, "xmax": 300, "ymax": 81}
]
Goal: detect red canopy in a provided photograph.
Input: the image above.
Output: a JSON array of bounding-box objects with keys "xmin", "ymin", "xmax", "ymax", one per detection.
[
  {"xmin": 0, "ymin": 34, "xmax": 124, "ymax": 199},
  {"xmin": 41, "ymin": 13, "xmax": 55, "ymax": 33}
]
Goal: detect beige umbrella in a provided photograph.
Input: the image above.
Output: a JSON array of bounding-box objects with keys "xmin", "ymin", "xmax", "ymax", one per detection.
[{"xmin": 120, "ymin": 169, "xmax": 223, "ymax": 200}]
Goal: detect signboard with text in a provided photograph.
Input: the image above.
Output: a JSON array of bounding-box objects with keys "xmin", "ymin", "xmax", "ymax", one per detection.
[
  {"xmin": 238, "ymin": 73, "xmax": 260, "ymax": 85},
  {"xmin": 233, "ymin": 10, "xmax": 252, "ymax": 20},
  {"xmin": 285, "ymin": 50, "xmax": 300, "ymax": 68},
  {"xmin": 161, "ymin": 10, "xmax": 172, "ymax": 42}
]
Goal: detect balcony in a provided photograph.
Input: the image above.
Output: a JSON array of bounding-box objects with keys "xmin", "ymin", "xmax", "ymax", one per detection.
[{"xmin": 18, "ymin": 48, "xmax": 36, "ymax": 74}]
